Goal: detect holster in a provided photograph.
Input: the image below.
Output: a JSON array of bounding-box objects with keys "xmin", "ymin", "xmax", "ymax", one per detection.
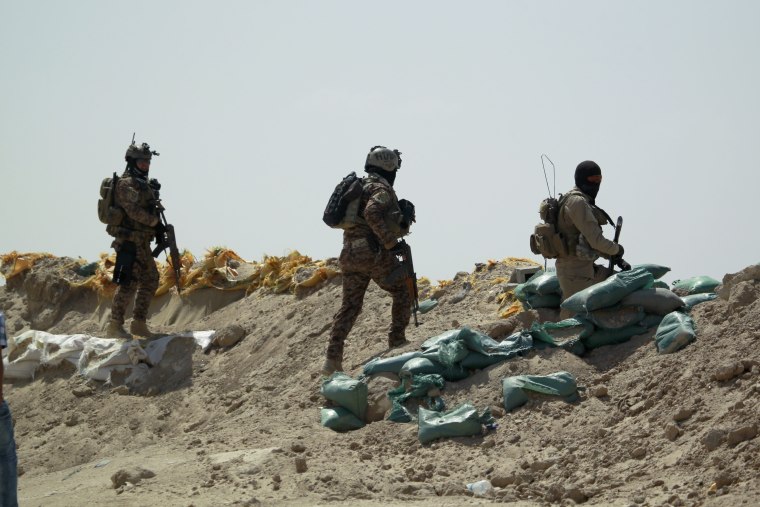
[{"xmin": 113, "ymin": 241, "xmax": 137, "ymax": 286}]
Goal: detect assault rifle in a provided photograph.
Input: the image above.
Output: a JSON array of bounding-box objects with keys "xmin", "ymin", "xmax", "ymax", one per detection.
[
  {"xmin": 396, "ymin": 239, "xmax": 420, "ymax": 326},
  {"xmin": 608, "ymin": 216, "xmax": 631, "ymax": 272},
  {"xmin": 151, "ymin": 203, "xmax": 182, "ymax": 293}
]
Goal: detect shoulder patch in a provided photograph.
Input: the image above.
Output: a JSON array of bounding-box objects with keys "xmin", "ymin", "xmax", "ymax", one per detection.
[{"xmin": 371, "ymin": 188, "xmax": 391, "ymax": 206}]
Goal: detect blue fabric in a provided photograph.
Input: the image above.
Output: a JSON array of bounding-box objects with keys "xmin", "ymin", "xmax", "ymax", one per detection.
[
  {"xmin": 0, "ymin": 311, "xmax": 7, "ymax": 348},
  {"xmin": 0, "ymin": 401, "xmax": 18, "ymax": 507}
]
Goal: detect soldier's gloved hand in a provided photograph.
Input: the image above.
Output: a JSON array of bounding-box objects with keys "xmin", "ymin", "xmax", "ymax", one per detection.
[
  {"xmin": 155, "ymin": 222, "xmax": 167, "ymax": 238},
  {"xmin": 615, "ymin": 244, "xmax": 625, "ymax": 258}
]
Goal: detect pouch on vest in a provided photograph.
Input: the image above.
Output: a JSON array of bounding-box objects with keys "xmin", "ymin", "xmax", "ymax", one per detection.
[
  {"xmin": 529, "ymin": 223, "xmax": 567, "ymax": 259},
  {"xmin": 98, "ymin": 173, "xmax": 124, "ymax": 226},
  {"xmin": 529, "ymin": 195, "xmax": 568, "ymax": 259},
  {"xmin": 323, "ymin": 172, "xmax": 365, "ymax": 229}
]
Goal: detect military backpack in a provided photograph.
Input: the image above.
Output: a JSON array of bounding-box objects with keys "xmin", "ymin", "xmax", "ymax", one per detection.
[
  {"xmin": 322, "ymin": 172, "xmax": 366, "ymax": 229},
  {"xmin": 529, "ymin": 194, "xmax": 569, "ymax": 259},
  {"xmin": 97, "ymin": 172, "xmax": 125, "ymax": 226}
]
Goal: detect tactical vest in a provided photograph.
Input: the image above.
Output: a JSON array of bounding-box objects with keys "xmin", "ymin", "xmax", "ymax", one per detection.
[
  {"xmin": 557, "ymin": 189, "xmax": 609, "ymax": 257},
  {"xmin": 106, "ymin": 176, "xmax": 158, "ymax": 240}
]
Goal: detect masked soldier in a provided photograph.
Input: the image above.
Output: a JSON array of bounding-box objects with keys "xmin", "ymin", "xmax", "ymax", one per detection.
[
  {"xmin": 322, "ymin": 146, "xmax": 415, "ymax": 376},
  {"xmin": 104, "ymin": 141, "xmax": 165, "ymax": 338},
  {"xmin": 556, "ymin": 160, "xmax": 624, "ymax": 318}
]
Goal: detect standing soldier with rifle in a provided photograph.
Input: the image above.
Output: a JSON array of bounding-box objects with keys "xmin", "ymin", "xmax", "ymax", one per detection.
[
  {"xmin": 103, "ymin": 138, "xmax": 177, "ymax": 338},
  {"xmin": 555, "ymin": 160, "xmax": 628, "ymax": 318},
  {"xmin": 322, "ymin": 146, "xmax": 416, "ymax": 376}
]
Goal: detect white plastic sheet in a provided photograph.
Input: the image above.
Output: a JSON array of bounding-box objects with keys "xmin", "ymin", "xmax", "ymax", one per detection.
[{"xmin": 3, "ymin": 330, "xmax": 216, "ymax": 381}]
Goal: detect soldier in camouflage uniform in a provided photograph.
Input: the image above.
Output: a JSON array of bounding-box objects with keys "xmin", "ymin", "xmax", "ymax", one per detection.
[
  {"xmin": 322, "ymin": 146, "xmax": 415, "ymax": 376},
  {"xmin": 104, "ymin": 141, "xmax": 164, "ymax": 338},
  {"xmin": 556, "ymin": 160, "xmax": 624, "ymax": 318}
]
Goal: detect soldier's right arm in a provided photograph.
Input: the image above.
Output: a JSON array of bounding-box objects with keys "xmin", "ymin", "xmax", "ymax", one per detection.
[
  {"xmin": 565, "ymin": 196, "xmax": 620, "ymax": 257},
  {"xmin": 115, "ymin": 179, "xmax": 159, "ymax": 227}
]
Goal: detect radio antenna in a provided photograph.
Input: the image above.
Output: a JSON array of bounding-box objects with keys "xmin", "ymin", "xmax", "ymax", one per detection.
[{"xmin": 541, "ymin": 154, "xmax": 556, "ymax": 199}]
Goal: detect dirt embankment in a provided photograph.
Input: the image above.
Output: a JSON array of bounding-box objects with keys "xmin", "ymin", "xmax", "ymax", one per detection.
[{"xmin": 1, "ymin": 256, "xmax": 758, "ymax": 506}]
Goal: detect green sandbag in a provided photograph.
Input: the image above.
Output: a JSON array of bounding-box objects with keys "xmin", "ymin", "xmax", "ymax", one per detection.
[
  {"xmin": 321, "ymin": 407, "xmax": 365, "ymax": 432},
  {"xmin": 420, "ymin": 329, "xmax": 461, "ymax": 350},
  {"xmin": 640, "ymin": 314, "xmax": 664, "ymax": 329},
  {"xmin": 460, "ymin": 328, "xmax": 533, "ymax": 356},
  {"xmin": 418, "ymin": 404, "xmax": 494, "ymax": 444},
  {"xmin": 387, "ymin": 402, "xmax": 413, "ymax": 423},
  {"xmin": 363, "ymin": 351, "xmax": 423, "ymax": 376},
  {"xmin": 655, "ymin": 311, "xmax": 696, "ymax": 353},
  {"xmin": 386, "ymin": 374, "xmax": 446, "ymax": 423},
  {"xmin": 561, "ymin": 267, "xmax": 654, "ymax": 314},
  {"xmin": 422, "ymin": 337, "xmax": 469, "ymax": 367},
  {"xmin": 418, "ymin": 299, "xmax": 438, "ymax": 314},
  {"xmin": 672, "ymin": 276, "xmax": 720, "ymax": 295},
  {"xmin": 523, "ymin": 293, "xmax": 562, "ymax": 309},
  {"xmin": 529, "ymin": 318, "xmax": 594, "ymax": 345},
  {"xmin": 459, "ymin": 331, "xmax": 534, "ymax": 369},
  {"xmin": 653, "ymin": 280, "xmax": 669, "ymax": 289},
  {"xmin": 633, "ymin": 263, "xmax": 671, "ymax": 280},
  {"xmin": 588, "ymin": 305, "xmax": 646, "ymax": 330},
  {"xmin": 681, "ymin": 293, "xmax": 717, "ymax": 311},
  {"xmin": 502, "ymin": 371, "xmax": 578, "ymax": 412},
  {"xmin": 582, "ymin": 325, "xmax": 649, "ymax": 350},
  {"xmin": 400, "ymin": 357, "xmax": 469, "ymax": 382},
  {"xmin": 520, "ymin": 270, "xmax": 561, "ymax": 296},
  {"xmin": 320, "ymin": 372, "xmax": 368, "ymax": 420},
  {"xmin": 620, "ymin": 288, "xmax": 684, "ymax": 316}
]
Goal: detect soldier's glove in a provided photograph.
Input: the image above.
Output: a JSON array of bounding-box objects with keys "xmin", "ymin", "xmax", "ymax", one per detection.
[
  {"xmin": 398, "ymin": 199, "xmax": 416, "ymax": 227},
  {"xmin": 615, "ymin": 244, "xmax": 625, "ymax": 258}
]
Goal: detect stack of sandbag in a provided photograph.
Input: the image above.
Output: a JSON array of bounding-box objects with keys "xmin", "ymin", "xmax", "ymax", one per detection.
[
  {"xmin": 555, "ymin": 264, "xmax": 685, "ymax": 350},
  {"xmin": 320, "ymin": 372, "xmax": 368, "ymax": 432},
  {"xmin": 362, "ymin": 327, "xmax": 534, "ymax": 381},
  {"xmin": 653, "ymin": 275, "xmax": 719, "ymax": 353},
  {"xmin": 514, "ymin": 270, "xmax": 563, "ymax": 309}
]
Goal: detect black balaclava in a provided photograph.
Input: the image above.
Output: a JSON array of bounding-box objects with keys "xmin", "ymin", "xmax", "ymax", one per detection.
[
  {"xmin": 574, "ymin": 160, "xmax": 602, "ymax": 201},
  {"xmin": 366, "ymin": 166, "xmax": 397, "ymax": 186}
]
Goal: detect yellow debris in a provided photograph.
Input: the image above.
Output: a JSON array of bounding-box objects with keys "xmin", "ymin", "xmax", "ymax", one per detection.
[{"xmin": 0, "ymin": 251, "xmax": 54, "ymax": 280}]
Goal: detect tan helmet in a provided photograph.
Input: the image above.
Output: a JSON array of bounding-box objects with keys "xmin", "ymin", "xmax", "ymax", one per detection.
[
  {"xmin": 365, "ymin": 146, "xmax": 402, "ymax": 172},
  {"xmin": 125, "ymin": 142, "xmax": 159, "ymax": 162}
]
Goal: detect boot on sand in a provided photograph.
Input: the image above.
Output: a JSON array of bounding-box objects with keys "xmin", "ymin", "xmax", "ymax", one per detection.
[
  {"xmin": 321, "ymin": 357, "xmax": 344, "ymax": 377},
  {"xmin": 105, "ymin": 320, "xmax": 131, "ymax": 339},
  {"xmin": 129, "ymin": 319, "xmax": 162, "ymax": 339}
]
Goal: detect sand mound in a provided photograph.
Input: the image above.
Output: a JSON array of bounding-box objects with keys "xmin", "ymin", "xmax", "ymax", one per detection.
[{"xmin": 1, "ymin": 254, "xmax": 758, "ymax": 506}]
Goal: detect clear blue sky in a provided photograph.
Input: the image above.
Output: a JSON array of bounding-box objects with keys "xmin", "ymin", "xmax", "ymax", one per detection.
[{"xmin": 1, "ymin": 1, "xmax": 758, "ymax": 285}]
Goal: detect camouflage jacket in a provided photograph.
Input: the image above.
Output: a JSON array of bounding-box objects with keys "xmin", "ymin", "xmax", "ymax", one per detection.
[
  {"xmin": 108, "ymin": 172, "xmax": 159, "ymax": 242},
  {"xmin": 343, "ymin": 173, "xmax": 410, "ymax": 248},
  {"xmin": 557, "ymin": 187, "xmax": 620, "ymax": 259}
]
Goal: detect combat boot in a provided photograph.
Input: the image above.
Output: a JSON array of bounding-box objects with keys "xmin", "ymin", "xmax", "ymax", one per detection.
[
  {"xmin": 321, "ymin": 357, "xmax": 343, "ymax": 377},
  {"xmin": 388, "ymin": 336, "xmax": 409, "ymax": 349},
  {"xmin": 105, "ymin": 320, "xmax": 131, "ymax": 339},
  {"xmin": 129, "ymin": 319, "xmax": 161, "ymax": 338}
]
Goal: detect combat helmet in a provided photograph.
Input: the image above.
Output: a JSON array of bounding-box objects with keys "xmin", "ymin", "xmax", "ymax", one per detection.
[
  {"xmin": 125, "ymin": 141, "xmax": 159, "ymax": 162},
  {"xmin": 365, "ymin": 146, "xmax": 402, "ymax": 172}
]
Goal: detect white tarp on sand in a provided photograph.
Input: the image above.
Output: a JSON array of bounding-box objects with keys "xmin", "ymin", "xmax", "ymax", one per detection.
[{"xmin": 3, "ymin": 330, "xmax": 216, "ymax": 381}]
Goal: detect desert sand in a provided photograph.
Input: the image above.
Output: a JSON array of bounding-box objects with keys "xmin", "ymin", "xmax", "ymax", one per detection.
[{"xmin": 0, "ymin": 253, "xmax": 758, "ymax": 507}]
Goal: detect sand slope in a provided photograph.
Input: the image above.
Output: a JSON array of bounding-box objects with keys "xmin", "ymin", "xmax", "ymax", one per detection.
[{"xmin": 1, "ymin": 256, "xmax": 758, "ymax": 506}]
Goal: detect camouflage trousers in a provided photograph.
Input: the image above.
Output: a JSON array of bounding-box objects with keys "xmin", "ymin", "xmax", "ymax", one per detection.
[
  {"xmin": 556, "ymin": 256, "xmax": 614, "ymax": 319},
  {"xmin": 326, "ymin": 238, "xmax": 411, "ymax": 361},
  {"xmin": 110, "ymin": 239, "xmax": 159, "ymax": 324}
]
